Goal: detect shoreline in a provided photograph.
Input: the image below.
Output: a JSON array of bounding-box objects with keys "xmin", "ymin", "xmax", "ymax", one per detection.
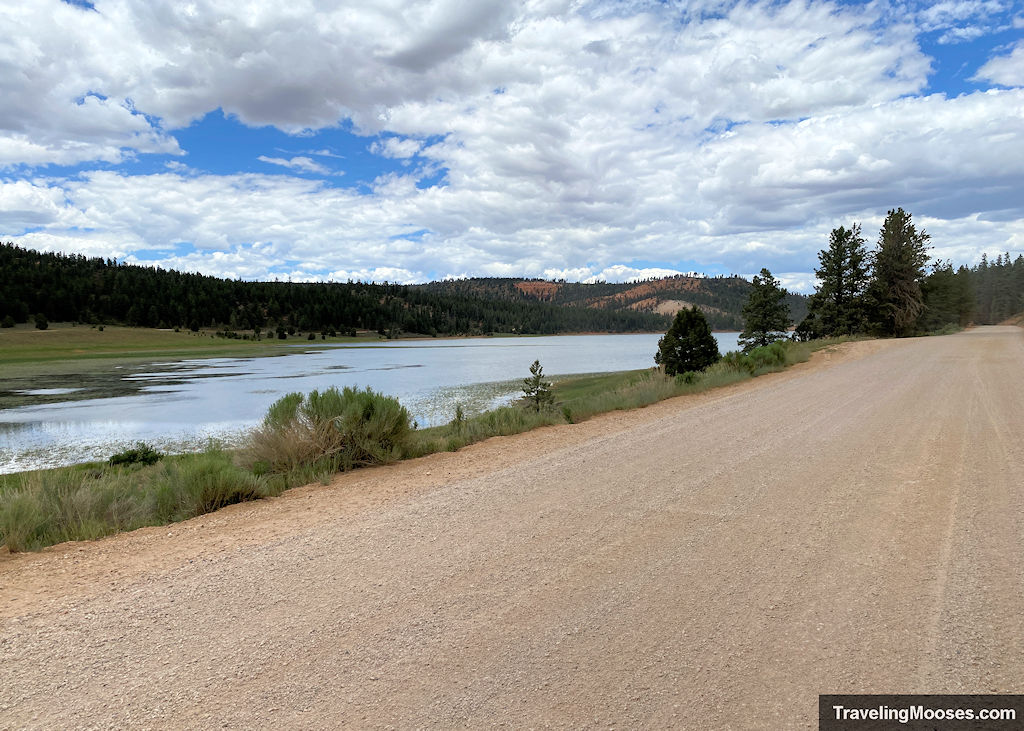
[
  {"xmin": 0, "ymin": 325, "xmax": 739, "ymax": 412},
  {"xmin": 0, "ymin": 337, "xmax": 859, "ymax": 552}
]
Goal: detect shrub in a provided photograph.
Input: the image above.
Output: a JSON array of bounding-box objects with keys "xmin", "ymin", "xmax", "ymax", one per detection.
[
  {"xmin": 109, "ymin": 442, "xmax": 162, "ymax": 466},
  {"xmin": 0, "ymin": 447, "xmax": 272, "ymax": 551},
  {"xmin": 720, "ymin": 341, "xmax": 790, "ymax": 374},
  {"xmin": 34, "ymin": 313, "xmax": 48, "ymax": 330},
  {"xmin": 676, "ymin": 371, "xmax": 700, "ymax": 385},
  {"xmin": 1, "ymin": 315, "xmax": 14, "ymax": 328},
  {"xmin": 450, "ymin": 403, "xmax": 466, "ymax": 429},
  {"xmin": 748, "ymin": 341, "xmax": 787, "ymax": 370},
  {"xmin": 245, "ymin": 386, "xmax": 412, "ymax": 473},
  {"xmin": 719, "ymin": 350, "xmax": 753, "ymax": 373}
]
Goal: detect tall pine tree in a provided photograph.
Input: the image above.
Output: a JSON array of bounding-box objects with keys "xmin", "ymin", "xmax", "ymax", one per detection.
[
  {"xmin": 868, "ymin": 208, "xmax": 930, "ymax": 336},
  {"xmin": 802, "ymin": 224, "xmax": 870, "ymax": 337}
]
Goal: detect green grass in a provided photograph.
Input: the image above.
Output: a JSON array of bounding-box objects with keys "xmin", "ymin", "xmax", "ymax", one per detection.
[
  {"xmin": 0, "ymin": 322, "xmax": 374, "ymax": 370},
  {"xmin": 0, "ymin": 337, "xmax": 854, "ymax": 552},
  {"xmin": 0, "ymin": 447, "xmax": 273, "ymax": 552},
  {"xmin": 0, "ymin": 323, "xmax": 381, "ymax": 409}
]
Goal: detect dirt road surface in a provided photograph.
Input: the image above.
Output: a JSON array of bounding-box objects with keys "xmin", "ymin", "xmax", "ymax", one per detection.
[{"xmin": 2, "ymin": 326, "xmax": 1023, "ymax": 729}]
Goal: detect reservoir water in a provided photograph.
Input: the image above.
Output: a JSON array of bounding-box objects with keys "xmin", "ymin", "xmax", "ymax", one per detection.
[{"xmin": 0, "ymin": 332, "xmax": 741, "ymax": 473}]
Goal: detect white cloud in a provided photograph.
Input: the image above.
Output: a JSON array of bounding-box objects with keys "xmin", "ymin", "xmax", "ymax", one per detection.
[
  {"xmin": 257, "ymin": 155, "xmax": 333, "ymax": 175},
  {"xmin": 3, "ymin": 162, "xmax": 1020, "ymax": 294},
  {"xmin": 370, "ymin": 138, "xmax": 423, "ymax": 159},
  {"xmin": 325, "ymin": 267, "xmax": 423, "ymax": 284},
  {"xmin": 974, "ymin": 42, "xmax": 1024, "ymax": 86},
  {"xmin": 776, "ymin": 272, "xmax": 817, "ymax": 293},
  {"xmin": 546, "ymin": 265, "xmax": 702, "ymax": 284},
  {"xmin": 0, "ymin": 5, "xmax": 181, "ymax": 167}
]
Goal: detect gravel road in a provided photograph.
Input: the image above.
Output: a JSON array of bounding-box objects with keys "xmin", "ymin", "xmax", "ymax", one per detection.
[{"xmin": 2, "ymin": 326, "xmax": 1022, "ymax": 729}]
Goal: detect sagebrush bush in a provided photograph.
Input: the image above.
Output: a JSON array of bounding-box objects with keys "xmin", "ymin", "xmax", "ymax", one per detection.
[
  {"xmin": 720, "ymin": 341, "xmax": 788, "ymax": 374},
  {"xmin": 244, "ymin": 386, "xmax": 412, "ymax": 473},
  {"xmin": 109, "ymin": 442, "xmax": 162, "ymax": 466}
]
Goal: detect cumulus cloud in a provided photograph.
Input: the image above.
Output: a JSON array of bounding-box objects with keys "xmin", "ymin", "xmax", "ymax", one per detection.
[
  {"xmin": 1, "ymin": 0, "xmax": 1022, "ymax": 291},
  {"xmin": 0, "ymin": 6, "xmax": 181, "ymax": 167},
  {"xmin": 325, "ymin": 267, "xmax": 423, "ymax": 284},
  {"xmin": 974, "ymin": 42, "xmax": 1024, "ymax": 86}
]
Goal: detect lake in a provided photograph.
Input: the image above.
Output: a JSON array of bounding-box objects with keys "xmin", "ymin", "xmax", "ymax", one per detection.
[{"xmin": 0, "ymin": 332, "xmax": 741, "ymax": 473}]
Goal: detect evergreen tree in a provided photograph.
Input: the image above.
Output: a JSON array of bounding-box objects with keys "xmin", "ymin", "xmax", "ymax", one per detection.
[
  {"xmin": 34, "ymin": 313, "xmax": 48, "ymax": 330},
  {"xmin": 868, "ymin": 208, "xmax": 930, "ymax": 336},
  {"xmin": 654, "ymin": 306, "xmax": 720, "ymax": 376},
  {"xmin": 522, "ymin": 360, "xmax": 554, "ymax": 411},
  {"xmin": 803, "ymin": 224, "xmax": 870, "ymax": 336},
  {"xmin": 739, "ymin": 268, "xmax": 791, "ymax": 351}
]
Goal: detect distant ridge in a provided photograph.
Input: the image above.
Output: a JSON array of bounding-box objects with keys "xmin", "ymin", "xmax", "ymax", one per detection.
[
  {"xmin": 0, "ymin": 243, "xmax": 808, "ymax": 334},
  {"xmin": 418, "ymin": 276, "xmax": 809, "ymax": 331}
]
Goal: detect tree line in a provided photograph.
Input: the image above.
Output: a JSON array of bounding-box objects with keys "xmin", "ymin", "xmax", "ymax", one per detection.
[
  {"xmin": 798, "ymin": 208, "xmax": 1022, "ymax": 339},
  {"xmin": 0, "ymin": 243, "xmax": 670, "ymax": 336},
  {"xmin": 655, "ymin": 207, "xmax": 1023, "ymax": 376}
]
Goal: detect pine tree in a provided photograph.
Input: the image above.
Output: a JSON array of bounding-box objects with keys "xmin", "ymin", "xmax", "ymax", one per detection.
[
  {"xmin": 803, "ymin": 224, "xmax": 870, "ymax": 336},
  {"xmin": 868, "ymin": 208, "xmax": 930, "ymax": 336},
  {"xmin": 522, "ymin": 360, "xmax": 554, "ymax": 411},
  {"xmin": 654, "ymin": 306, "xmax": 720, "ymax": 376},
  {"xmin": 739, "ymin": 269, "xmax": 791, "ymax": 351}
]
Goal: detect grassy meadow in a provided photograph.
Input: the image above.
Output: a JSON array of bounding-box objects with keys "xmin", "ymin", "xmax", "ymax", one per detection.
[{"xmin": 0, "ymin": 322, "xmax": 371, "ymax": 370}]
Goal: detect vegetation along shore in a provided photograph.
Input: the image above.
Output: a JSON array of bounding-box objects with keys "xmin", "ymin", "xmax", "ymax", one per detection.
[{"xmin": 0, "ymin": 336, "xmax": 842, "ymax": 552}]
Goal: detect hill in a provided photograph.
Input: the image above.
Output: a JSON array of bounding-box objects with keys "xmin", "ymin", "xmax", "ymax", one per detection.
[
  {"xmin": 0, "ymin": 243, "xmax": 666, "ymax": 336},
  {"xmin": 0, "ymin": 243, "xmax": 809, "ymax": 335},
  {"xmin": 420, "ymin": 276, "xmax": 809, "ymax": 331}
]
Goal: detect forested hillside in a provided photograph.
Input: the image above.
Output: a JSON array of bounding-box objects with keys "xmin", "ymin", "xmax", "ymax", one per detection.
[
  {"xmin": 0, "ymin": 243, "xmax": 669, "ymax": 336},
  {"xmin": 420, "ymin": 275, "xmax": 808, "ymax": 331}
]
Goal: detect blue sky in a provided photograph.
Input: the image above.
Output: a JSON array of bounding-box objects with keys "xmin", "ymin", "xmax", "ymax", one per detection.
[{"xmin": 2, "ymin": 0, "xmax": 1022, "ymax": 292}]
